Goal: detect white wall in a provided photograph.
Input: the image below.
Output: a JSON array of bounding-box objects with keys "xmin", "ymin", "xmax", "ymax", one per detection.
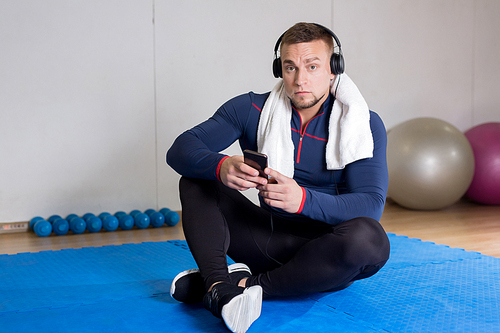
[
  {"xmin": 0, "ymin": 1, "xmax": 157, "ymax": 221},
  {"xmin": 474, "ymin": 0, "xmax": 500, "ymax": 125},
  {"xmin": 1, "ymin": 0, "xmax": 499, "ymax": 222},
  {"xmin": 334, "ymin": 0, "xmax": 476, "ymax": 130}
]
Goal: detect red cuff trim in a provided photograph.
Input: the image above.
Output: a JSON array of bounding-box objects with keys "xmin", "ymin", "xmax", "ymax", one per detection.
[
  {"xmin": 295, "ymin": 187, "xmax": 306, "ymax": 214},
  {"xmin": 216, "ymin": 156, "xmax": 230, "ymax": 181}
]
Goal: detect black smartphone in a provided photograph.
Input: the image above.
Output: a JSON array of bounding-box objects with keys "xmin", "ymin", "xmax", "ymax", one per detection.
[{"xmin": 243, "ymin": 150, "xmax": 268, "ymax": 178}]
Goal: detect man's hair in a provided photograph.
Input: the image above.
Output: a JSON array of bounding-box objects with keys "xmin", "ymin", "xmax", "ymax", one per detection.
[{"xmin": 281, "ymin": 22, "xmax": 334, "ymax": 55}]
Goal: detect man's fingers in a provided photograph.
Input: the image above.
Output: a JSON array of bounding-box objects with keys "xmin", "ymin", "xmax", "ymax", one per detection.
[
  {"xmin": 258, "ymin": 167, "xmax": 303, "ymax": 213},
  {"xmin": 239, "ymin": 163, "xmax": 259, "ymax": 177},
  {"xmin": 264, "ymin": 167, "xmax": 285, "ymax": 184},
  {"xmin": 228, "ymin": 172, "xmax": 265, "ymax": 190}
]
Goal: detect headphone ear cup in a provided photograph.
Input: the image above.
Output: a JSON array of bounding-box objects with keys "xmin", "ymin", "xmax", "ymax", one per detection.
[
  {"xmin": 272, "ymin": 57, "xmax": 282, "ymax": 78},
  {"xmin": 331, "ymin": 53, "xmax": 345, "ymax": 75}
]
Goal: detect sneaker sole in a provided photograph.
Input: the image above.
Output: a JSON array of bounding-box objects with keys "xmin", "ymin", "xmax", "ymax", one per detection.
[
  {"xmin": 170, "ymin": 263, "xmax": 252, "ymax": 303},
  {"xmin": 221, "ymin": 285, "xmax": 262, "ymax": 333},
  {"xmin": 228, "ymin": 263, "xmax": 251, "ymax": 274}
]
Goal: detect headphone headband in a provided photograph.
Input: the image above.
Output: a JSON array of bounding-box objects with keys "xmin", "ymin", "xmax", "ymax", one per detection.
[
  {"xmin": 272, "ymin": 23, "xmax": 345, "ymax": 78},
  {"xmin": 273, "ymin": 23, "xmax": 342, "ymax": 53}
]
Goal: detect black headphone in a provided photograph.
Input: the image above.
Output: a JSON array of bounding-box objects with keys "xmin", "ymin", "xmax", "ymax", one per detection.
[{"xmin": 272, "ymin": 23, "xmax": 344, "ymax": 78}]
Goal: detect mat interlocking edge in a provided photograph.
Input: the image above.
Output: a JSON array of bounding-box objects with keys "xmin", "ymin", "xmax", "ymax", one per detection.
[{"xmin": 0, "ymin": 234, "xmax": 499, "ymax": 333}]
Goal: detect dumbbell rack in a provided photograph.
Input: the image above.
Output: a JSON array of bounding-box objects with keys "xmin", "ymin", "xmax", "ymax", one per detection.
[{"xmin": 29, "ymin": 208, "xmax": 180, "ymax": 237}]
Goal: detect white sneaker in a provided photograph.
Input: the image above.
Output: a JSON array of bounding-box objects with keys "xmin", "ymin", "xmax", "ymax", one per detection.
[
  {"xmin": 170, "ymin": 263, "xmax": 252, "ymax": 303},
  {"xmin": 222, "ymin": 285, "xmax": 263, "ymax": 333},
  {"xmin": 203, "ymin": 282, "xmax": 262, "ymax": 333}
]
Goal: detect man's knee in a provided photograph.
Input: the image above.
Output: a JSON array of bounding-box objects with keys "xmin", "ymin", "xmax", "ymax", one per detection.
[
  {"xmin": 179, "ymin": 176, "xmax": 204, "ymax": 192},
  {"xmin": 339, "ymin": 217, "xmax": 390, "ymax": 266}
]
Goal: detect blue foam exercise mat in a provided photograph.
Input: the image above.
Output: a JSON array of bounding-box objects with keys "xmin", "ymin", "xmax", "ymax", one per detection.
[{"xmin": 1, "ymin": 234, "xmax": 499, "ymax": 332}]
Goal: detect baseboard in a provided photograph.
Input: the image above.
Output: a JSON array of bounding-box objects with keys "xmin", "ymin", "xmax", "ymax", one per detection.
[{"xmin": 0, "ymin": 222, "xmax": 29, "ymax": 234}]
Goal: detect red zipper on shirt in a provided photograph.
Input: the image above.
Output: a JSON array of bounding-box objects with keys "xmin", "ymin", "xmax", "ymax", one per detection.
[{"xmin": 295, "ymin": 111, "xmax": 323, "ymax": 163}]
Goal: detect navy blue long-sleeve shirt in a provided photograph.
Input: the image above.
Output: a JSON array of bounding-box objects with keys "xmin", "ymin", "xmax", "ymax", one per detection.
[{"xmin": 167, "ymin": 91, "xmax": 388, "ymax": 225}]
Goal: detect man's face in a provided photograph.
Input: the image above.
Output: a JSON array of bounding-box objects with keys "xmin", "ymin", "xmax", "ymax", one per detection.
[{"xmin": 280, "ymin": 40, "xmax": 335, "ymax": 112}]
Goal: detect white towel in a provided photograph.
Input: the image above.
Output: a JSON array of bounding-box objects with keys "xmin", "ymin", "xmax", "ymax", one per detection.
[{"xmin": 257, "ymin": 73, "xmax": 373, "ymax": 178}]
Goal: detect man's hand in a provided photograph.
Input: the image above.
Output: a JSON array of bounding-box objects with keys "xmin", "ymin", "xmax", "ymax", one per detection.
[
  {"xmin": 219, "ymin": 155, "xmax": 268, "ymax": 191},
  {"xmin": 257, "ymin": 168, "xmax": 303, "ymax": 214}
]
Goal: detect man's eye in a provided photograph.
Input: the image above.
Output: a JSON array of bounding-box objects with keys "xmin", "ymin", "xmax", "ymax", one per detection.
[
  {"xmin": 309, "ymin": 65, "xmax": 317, "ymax": 70},
  {"xmin": 286, "ymin": 66, "xmax": 295, "ymax": 72}
]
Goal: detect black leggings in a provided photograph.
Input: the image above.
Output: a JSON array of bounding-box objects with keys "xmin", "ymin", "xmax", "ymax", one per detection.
[{"xmin": 179, "ymin": 177, "xmax": 390, "ymax": 297}]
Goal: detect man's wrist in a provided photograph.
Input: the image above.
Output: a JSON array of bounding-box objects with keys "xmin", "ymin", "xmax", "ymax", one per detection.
[
  {"xmin": 295, "ymin": 187, "xmax": 306, "ymax": 214},
  {"xmin": 216, "ymin": 156, "xmax": 230, "ymax": 181}
]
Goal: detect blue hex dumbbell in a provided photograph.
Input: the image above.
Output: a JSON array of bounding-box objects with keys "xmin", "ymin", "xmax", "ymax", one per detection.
[
  {"xmin": 130, "ymin": 210, "xmax": 150, "ymax": 229},
  {"xmin": 82, "ymin": 213, "xmax": 102, "ymax": 233},
  {"xmin": 99, "ymin": 212, "xmax": 119, "ymax": 232},
  {"xmin": 30, "ymin": 216, "xmax": 52, "ymax": 237},
  {"xmin": 66, "ymin": 214, "xmax": 86, "ymax": 234},
  {"xmin": 159, "ymin": 208, "xmax": 180, "ymax": 227},
  {"xmin": 48, "ymin": 215, "xmax": 69, "ymax": 236},
  {"xmin": 115, "ymin": 211, "xmax": 134, "ymax": 230},
  {"xmin": 145, "ymin": 209, "xmax": 165, "ymax": 228}
]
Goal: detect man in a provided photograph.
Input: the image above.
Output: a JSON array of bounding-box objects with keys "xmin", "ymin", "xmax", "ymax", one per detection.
[{"xmin": 167, "ymin": 22, "xmax": 390, "ymax": 333}]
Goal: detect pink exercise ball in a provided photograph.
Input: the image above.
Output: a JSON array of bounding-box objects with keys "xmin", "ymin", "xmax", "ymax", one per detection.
[{"xmin": 464, "ymin": 122, "xmax": 500, "ymax": 205}]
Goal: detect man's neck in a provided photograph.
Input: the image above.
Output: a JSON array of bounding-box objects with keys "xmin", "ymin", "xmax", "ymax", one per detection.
[
  {"xmin": 297, "ymin": 106, "xmax": 321, "ymax": 131},
  {"xmin": 295, "ymin": 95, "xmax": 330, "ymax": 131}
]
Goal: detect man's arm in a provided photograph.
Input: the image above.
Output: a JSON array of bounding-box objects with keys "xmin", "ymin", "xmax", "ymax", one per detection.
[{"xmin": 167, "ymin": 93, "xmax": 266, "ymax": 189}]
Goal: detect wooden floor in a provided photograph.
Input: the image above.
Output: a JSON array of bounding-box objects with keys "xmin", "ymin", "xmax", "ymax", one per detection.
[
  {"xmin": 380, "ymin": 198, "xmax": 500, "ymax": 257},
  {"xmin": 1, "ymin": 198, "xmax": 499, "ymax": 258}
]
